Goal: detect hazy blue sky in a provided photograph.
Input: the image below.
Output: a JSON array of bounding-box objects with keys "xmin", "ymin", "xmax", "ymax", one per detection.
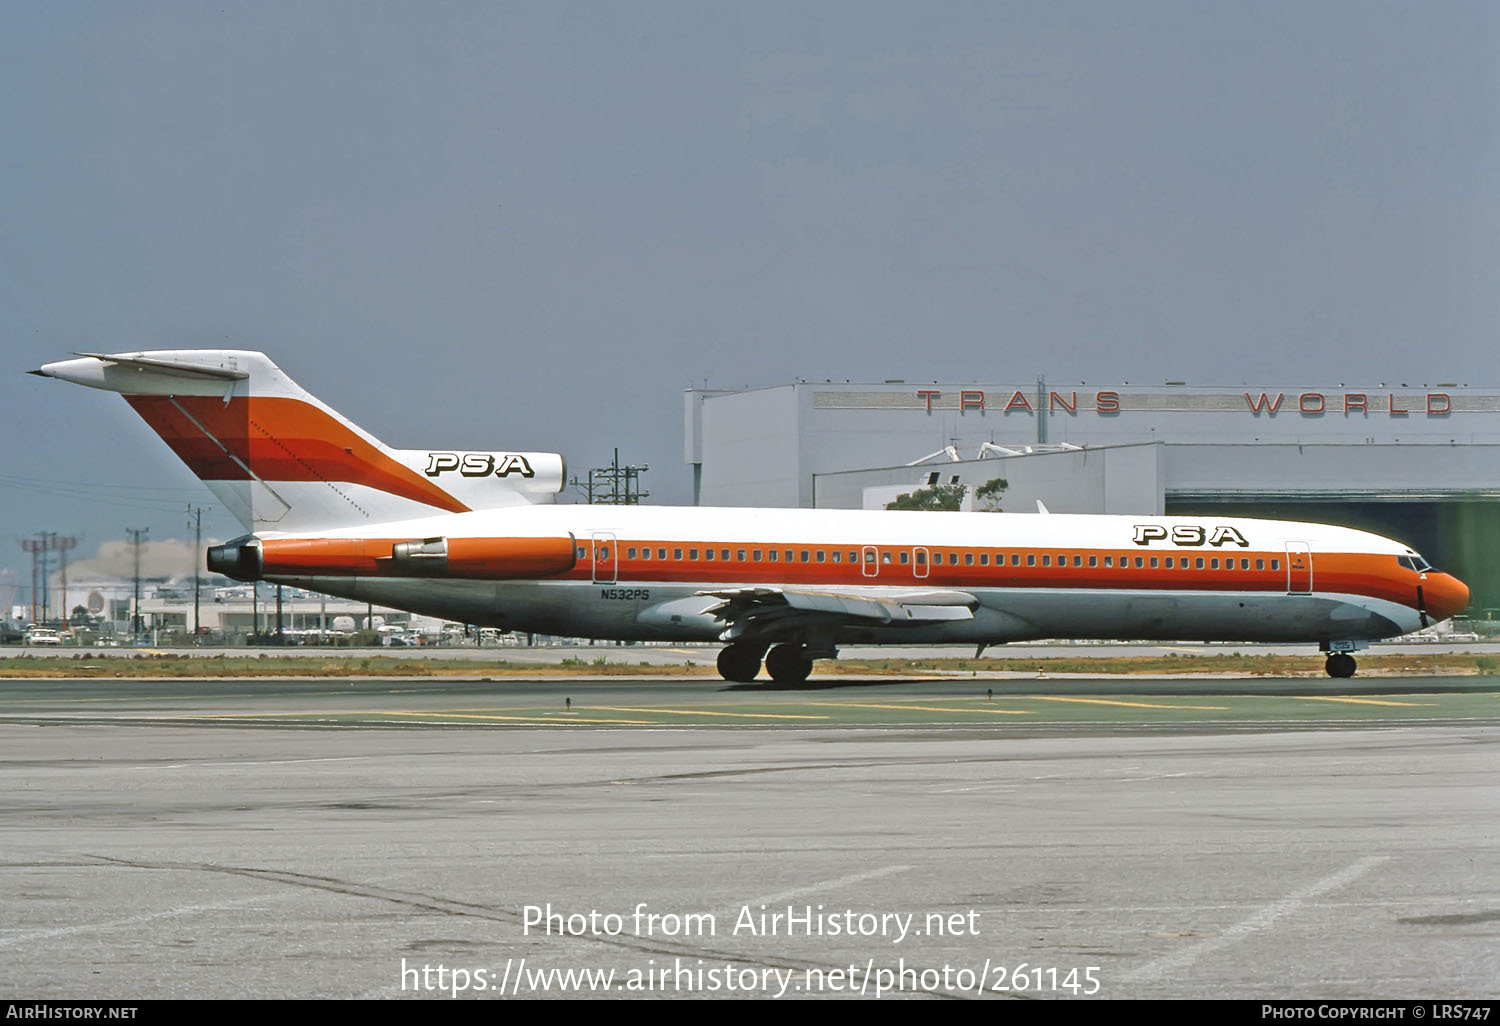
[{"xmin": 3, "ymin": 1, "xmax": 1496, "ymax": 580}]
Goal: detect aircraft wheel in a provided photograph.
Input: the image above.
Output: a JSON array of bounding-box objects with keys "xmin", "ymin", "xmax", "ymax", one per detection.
[
  {"xmin": 765, "ymin": 644, "xmax": 813, "ymax": 685},
  {"xmin": 716, "ymin": 645, "xmax": 763, "ymax": 683},
  {"xmin": 1325, "ymin": 653, "xmax": 1357, "ymax": 678}
]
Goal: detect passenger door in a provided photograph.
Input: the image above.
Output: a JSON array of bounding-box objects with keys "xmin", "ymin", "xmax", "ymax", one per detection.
[
  {"xmin": 592, "ymin": 532, "xmax": 617, "ymax": 584},
  {"xmin": 1285, "ymin": 542, "xmax": 1312, "ymax": 594}
]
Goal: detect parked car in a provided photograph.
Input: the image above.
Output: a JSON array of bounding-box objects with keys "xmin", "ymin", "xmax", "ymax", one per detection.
[{"xmin": 23, "ymin": 627, "xmax": 62, "ymax": 647}]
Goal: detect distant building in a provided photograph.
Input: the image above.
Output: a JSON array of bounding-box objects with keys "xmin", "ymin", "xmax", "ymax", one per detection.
[{"xmin": 686, "ymin": 379, "xmax": 1500, "ymax": 610}]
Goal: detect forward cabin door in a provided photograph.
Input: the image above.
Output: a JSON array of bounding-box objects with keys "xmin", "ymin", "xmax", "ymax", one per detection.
[
  {"xmin": 592, "ymin": 532, "xmax": 617, "ymax": 584},
  {"xmin": 1285, "ymin": 541, "xmax": 1312, "ymax": 594}
]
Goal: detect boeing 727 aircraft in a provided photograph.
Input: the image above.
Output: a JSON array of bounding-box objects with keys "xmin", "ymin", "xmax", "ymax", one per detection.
[{"xmin": 33, "ymin": 351, "xmax": 1469, "ymax": 681}]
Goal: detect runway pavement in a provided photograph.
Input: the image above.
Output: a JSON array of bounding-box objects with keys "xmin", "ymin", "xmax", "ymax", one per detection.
[{"xmin": 0, "ymin": 676, "xmax": 1495, "ymax": 1000}]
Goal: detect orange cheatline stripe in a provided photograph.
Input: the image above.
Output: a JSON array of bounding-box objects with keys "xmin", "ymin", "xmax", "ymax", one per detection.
[
  {"xmin": 565, "ymin": 542, "xmax": 1423, "ymax": 609},
  {"xmin": 124, "ymin": 395, "xmax": 468, "ymax": 513}
]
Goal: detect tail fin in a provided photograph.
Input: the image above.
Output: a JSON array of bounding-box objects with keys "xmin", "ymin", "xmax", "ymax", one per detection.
[{"xmin": 32, "ymin": 350, "xmax": 563, "ymax": 533}]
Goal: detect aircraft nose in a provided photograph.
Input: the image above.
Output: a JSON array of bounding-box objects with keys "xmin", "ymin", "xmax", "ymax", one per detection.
[{"xmin": 1423, "ymin": 573, "xmax": 1470, "ymax": 623}]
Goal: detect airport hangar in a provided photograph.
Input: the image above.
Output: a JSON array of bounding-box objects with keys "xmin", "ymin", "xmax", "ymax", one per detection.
[{"xmin": 684, "ymin": 380, "xmax": 1500, "ymax": 613}]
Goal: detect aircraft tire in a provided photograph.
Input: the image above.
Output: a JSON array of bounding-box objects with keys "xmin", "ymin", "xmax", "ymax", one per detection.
[
  {"xmin": 716, "ymin": 645, "xmax": 763, "ymax": 683},
  {"xmin": 1325, "ymin": 653, "xmax": 1357, "ymax": 678},
  {"xmin": 765, "ymin": 644, "xmax": 813, "ymax": 685}
]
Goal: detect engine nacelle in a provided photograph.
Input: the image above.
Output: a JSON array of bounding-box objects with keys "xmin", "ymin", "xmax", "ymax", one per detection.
[{"xmin": 217, "ymin": 534, "xmax": 578, "ymax": 580}]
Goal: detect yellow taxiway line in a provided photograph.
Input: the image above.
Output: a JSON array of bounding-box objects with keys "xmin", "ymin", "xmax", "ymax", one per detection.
[
  {"xmin": 808, "ymin": 701, "xmax": 1031, "ymax": 715},
  {"xmin": 1290, "ymin": 696, "xmax": 1434, "ymax": 708},
  {"xmin": 586, "ymin": 705, "xmax": 828, "ymax": 720},
  {"xmin": 1018, "ymin": 696, "xmax": 1231, "ymax": 710}
]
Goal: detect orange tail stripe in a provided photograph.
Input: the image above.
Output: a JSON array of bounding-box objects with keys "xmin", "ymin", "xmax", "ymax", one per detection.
[{"xmin": 124, "ymin": 395, "xmax": 469, "ymax": 513}]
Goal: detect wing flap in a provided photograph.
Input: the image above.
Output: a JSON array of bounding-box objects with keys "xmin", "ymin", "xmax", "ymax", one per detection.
[{"xmin": 691, "ymin": 585, "xmax": 978, "ymax": 640}]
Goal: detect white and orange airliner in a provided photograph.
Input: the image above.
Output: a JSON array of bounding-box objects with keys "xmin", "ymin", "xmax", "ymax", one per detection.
[{"xmin": 35, "ymin": 350, "xmax": 1469, "ymax": 681}]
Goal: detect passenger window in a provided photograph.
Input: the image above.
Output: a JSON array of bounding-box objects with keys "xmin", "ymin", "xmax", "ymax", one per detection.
[
  {"xmin": 882, "ymin": 552, "xmax": 892, "ymax": 564},
  {"xmin": 1210, "ymin": 558, "xmax": 1219, "ymax": 570},
  {"xmin": 965, "ymin": 553, "xmax": 975, "ymax": 566},
  {"xmin": 951, "ymin": 553, "xmax": 961, "ymax": 566},
  {"xmin": 899, "ymin": 552, "xmax": 909, "ymax": 564},
  {"xmin": 1149, "ymin": 557, "xmax": 1158, "ymax": 568},
  {"xmin": 753, "ymin": 549, "xmax": 763, "ymax": 561},
  {"xmin": 816, "ymin": 551, "xmax": 826, "ymax": 563},
  {"xmin": 600, "ymin": 548, "xmax": 610, "ymax": 559},
  {"xmin": 1010, "ymin": 554, "xmax": 1020, "ymax": 566},
  {"xmin": 1073, "ymin": 555, "xmax": 1082, "ymax": 568},
  {"xmin": 768, "ymin": 550, "xmax": 778, "ymax": 562},
  {"xmin": 800, "ymin": 550, "xmax": 810, "ymax": 563},
  {"xmin": 1195, "ymin": 557, "xmax": 1204, "ymax": 569},
  {"xmin": 785, "ymin": 550, "xmax": 794, "ymax": 563},
  {"xmin": 1042, "ymin": 555, "xmax": 1051, "ymax": 567},
  {"xmin": 689, "ymin": 548, "xmax": 698, "ymax": 560},
  {"xmin": 658, "ymin": 548, "xmax": 667, "ymax": 560},
  {"xmin": 576, "ymin": 547, "xmax": 586, "ymax": 559},
  {"xmin": 705, "ymin": 549, "xmax": 714, "ymax": 561},
  {"xmin": 1104, "ymin": 556, "xmax": 1113, "ymax": 568},
  {"xmin": 1255, "ymin": 558, "xmax": 1264, "ymax": 570},
  {"xmin": 1134, "ymin": 557, "xmax": 1143, "ymax": 568},
  {"xmin": 1027, "ymin": 554, "xmax": 1036, "ymax": 567},
  {"xmin": 627, "ymin": 547, "xmax": 637, "ymax": 559},
  {"xmin": 832, "ymin": 551, "xmax": 841, "ymax": 563},
  {"xmin": 1271, "ymin": 559, "xmax": 1280, "ymax": 570},
  {"xmin": 737, "ymin": 549, "xmax": 746, "ymax": 561},
  {"xmin": 849, "ymin": 551, "xmax": 859, "ymax": 563},
  {"xmin": 1241, "ymin": 558, "xmax": 1250, "ymax": 570},
  {"xmin": 1088, "ymin": 555, "xmax": 1097, "ymax": 568}
]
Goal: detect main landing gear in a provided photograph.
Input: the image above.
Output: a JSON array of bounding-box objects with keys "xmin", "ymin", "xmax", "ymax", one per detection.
[
  {"xmin": 716, "ymin": 644, "xmax": 766, "ymax": 683},
  {"xmin": 764, "ymin": 644, "xmax": 814, "ymax": 685},
  {"xmin": 1324, "ymin": 652, "xmax": 1357, "ymax": 678},
  {"xmin": 715, "ymin": 643, "xmax": 816, "ymax": 684}
]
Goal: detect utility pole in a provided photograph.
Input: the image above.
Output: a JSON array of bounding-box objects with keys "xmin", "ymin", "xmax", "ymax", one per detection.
[
  {"xmin": 41, "ymin": 532, "xmax": 54, "ymax": 624},
  {"xmin": 19, "ymin": 533, "xmax": 76, "ymax": 627},
  {"xmin": 569, "ymin": 448, "xmax": 650, "ymax": 505},
  {"xmin": 126, "ymin": 528, "xmax": 148, "ymax": 638},
  {"xmin": 20, "ymin": 537, "xmax": 43, "ymax": 624},
  {"xmin": 187, "ymin": 506, "xmax": 209, "ymax": 644}
]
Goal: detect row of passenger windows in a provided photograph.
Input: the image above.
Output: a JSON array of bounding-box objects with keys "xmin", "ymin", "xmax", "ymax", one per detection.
[{"xmin": 576, "ymin": 545, "xmax": 1281, "ymax": 572}]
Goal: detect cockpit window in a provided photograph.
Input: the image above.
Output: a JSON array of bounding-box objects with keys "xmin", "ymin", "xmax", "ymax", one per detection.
[{"xmin": 1398, "ymin": 554, "xmax": 1433, "ymax": 573}]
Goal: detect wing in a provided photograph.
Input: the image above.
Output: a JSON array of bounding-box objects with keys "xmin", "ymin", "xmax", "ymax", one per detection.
[{"xmin": 692, "ymin": 585, "xmax": 979, "ymax": 644}]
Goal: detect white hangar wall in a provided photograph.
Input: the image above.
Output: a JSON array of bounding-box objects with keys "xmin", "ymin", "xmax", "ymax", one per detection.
[
  {"xmin": 810, "ymin": 443, "xmax": 1167, "ymax": 515},
  {"xmin": 686, "ymin": 381, "xmax": 1500, "ymax": 511}
]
